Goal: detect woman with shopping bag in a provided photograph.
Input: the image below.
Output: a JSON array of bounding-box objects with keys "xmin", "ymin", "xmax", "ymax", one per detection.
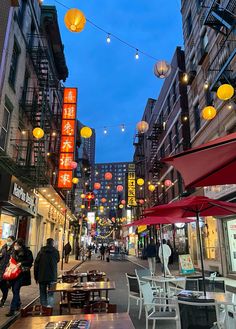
[{"xmin": 4, "ymin": 238, "xmax": 33, "ymax": 317}]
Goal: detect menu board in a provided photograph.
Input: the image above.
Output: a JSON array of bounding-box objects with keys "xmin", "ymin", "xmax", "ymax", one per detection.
[{"xmin": 179, "ymin": 254, "xmax": 195, "ymax": 274}]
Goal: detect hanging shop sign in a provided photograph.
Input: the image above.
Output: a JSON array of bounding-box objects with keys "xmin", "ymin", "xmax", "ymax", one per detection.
[
  {"xmin": 58, "ymin": 87, "xmax": 77, "ymax": 189},
  {"xmin": 179, "ymin": 254, "xmax": 195, "ymax": 275},
  {"xmin": 137, "ymin": 225, "xmax": 147, "ymax": 233},
  {"xmin": 127, "ymin": 164, "xmax": 136, "ymax": 206}
]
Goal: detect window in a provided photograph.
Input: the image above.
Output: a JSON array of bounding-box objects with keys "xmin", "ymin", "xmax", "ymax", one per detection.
[
  {"xmin": 172, "ymin": 81, "xmax": 177, "ymax": 104},
  {"xmin": 167, "ymin": 95, "xmax": 171, "ymax": 115},
  {"xmin": 160, "ymin": 144, "xmax": 165, "ymax": 158},
  {"xmin": 175, "ymin": 121, "xmax": 179, "ymax": 146},
  {"xmin": 9, "ymin": 40, "xmax": 20, "ymax": 89},
  {"xmin": 0, "ymin": 106, "xmax": 10, "ymax": 150},
  {"xmin": 186, "ymin": 12, "xmax": 192, "ymax": 36},
  {"xmin": 202, "ymin": 32, "xmax": 208, "ymax": 50},
  {"xmin": 169, "ymin": 131, "xmax": 173, "ymax": 152},
  {"xmin": 194, "ymin": 103, "xmax": 201, "ymax": 133}
]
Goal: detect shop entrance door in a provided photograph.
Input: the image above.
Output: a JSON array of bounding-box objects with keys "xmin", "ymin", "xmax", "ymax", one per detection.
[
  {"xmin": 223, "ymin": 218, "xmax": 236, "ymax": 274},
  {"xmin": 17, "ymin": 216, "xmax": 29, "ymax": 241}
]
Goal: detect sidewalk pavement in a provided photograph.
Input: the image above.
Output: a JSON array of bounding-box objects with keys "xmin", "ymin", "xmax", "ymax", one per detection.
[{"xmin": 0, "ymin": 256, "xmax": 82, "ymax": 329}]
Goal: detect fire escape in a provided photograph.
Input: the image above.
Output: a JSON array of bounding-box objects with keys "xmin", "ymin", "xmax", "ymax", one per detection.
[
  {"xmin": 202, "ymin": 0, "xmax": 236, "ymax": 90},
  {"xmin": 14, "ymin": 34, "xmax": 63, "ymax": 187}
]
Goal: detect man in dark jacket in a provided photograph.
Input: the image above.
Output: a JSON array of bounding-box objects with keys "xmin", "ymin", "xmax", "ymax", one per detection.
[
  {"xmin": 0, "ymin": 236, "xmax": 15, "ymax": 307},
  {"xmin": 146, "ymin": 239, "xmax": 157, "ymax": 275},
  {"xmin": 64, "ymin": 242, "xmax": 72, "ymax": 263},
  {"xmin": 34, "ymin": 238, "xmax": 60, "ymax": 307}
]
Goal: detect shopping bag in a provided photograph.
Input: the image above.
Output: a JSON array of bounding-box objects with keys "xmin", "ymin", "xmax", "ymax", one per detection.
[{"xmin": 3, "ymin": 257, "xmax": 21, "ymax": 280}]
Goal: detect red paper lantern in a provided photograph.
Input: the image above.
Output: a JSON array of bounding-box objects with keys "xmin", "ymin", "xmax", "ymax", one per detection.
[
  {"xmin": 94, "ymin": 182, "xmax": 101, "ymax": 190},
  {"xmin": 116, "ymin": 185, "xmax": 123, "ymax": 192},
  {"xmin": 101, "ymin": 198, "xmax": 107, "ymax": 203},
  {"xmin": 71, "ymin": 161, "xmax": 77, "ymax": 169},
  {"xmin": 139, "ymin": 199, "xmax": 145, "ymax": 205},
  {"xmin": 105, "ymin": 172, "xmax": 112, "ymax": 180},
  {"xmin": 121, "ymin": 199, "xmax": 126, "ymax": 205},
  {"xmin": 164, "ymin": 179, "xmax": 172, "ymax": 187}
]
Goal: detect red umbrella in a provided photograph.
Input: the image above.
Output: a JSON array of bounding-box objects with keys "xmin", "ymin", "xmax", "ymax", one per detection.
[
  {"xmin": 144, "ymin": 195, "xmax": 236, "ymax": 296},
  {"xmin": 124, "ymin": 216, "xmax": 193, "ymax": 227},
  {"xmin": 162, "ymin": 132, "xmax": 236, "ymax": 188}
]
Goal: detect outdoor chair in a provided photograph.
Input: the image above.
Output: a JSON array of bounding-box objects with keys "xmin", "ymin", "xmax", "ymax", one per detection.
[
  {"xmin": 141, "ymin": 282, "xmax": 181, "ymax": 329},
  {"xmin": 83, "ymin": 301, "xmax": 117, "ymax": 314},
  {"xmin": 198, "ymin": 278, "xmax": 225, "ymax": 293},
  {"xmin": 185, "ymin": 278, "xmax": 200, "ymax": 291},
  {"xmin": 89, "ymin": 277, "xmax": 110, "ymax": 303},
  {"xmin": 21, "ymin": 305, "xmax": 53, "ymax": 317},
  {"xmin": 177, "ymin": 297, "xmax": 225, "ymax": 329},
  {"xmin": 126, "ymin": 273, "xmax": 143, "ymax": 319},
  {"xmin": 59, "ymin": 290, "xmax": 90, "ymax": 315}
]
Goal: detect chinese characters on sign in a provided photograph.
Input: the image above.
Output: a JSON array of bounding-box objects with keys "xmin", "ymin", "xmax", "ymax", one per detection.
[
  {"xmin": 58, "ymin": 88, "xmax": 77, "ymax": 189},
  {"xmin": 127, "ymin": 164, "xmax": 136, "ymax": 206}
]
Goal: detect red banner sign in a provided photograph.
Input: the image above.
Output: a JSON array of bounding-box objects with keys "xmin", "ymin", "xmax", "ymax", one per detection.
[{"xmin": 58, "ymin": 87, "xmax": 77, "ymax": 189}]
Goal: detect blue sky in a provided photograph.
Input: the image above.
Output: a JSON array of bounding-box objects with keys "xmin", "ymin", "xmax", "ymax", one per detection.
[{"xmin": 44, "ymin": 0, "xmax": 183, "ymax": 163}]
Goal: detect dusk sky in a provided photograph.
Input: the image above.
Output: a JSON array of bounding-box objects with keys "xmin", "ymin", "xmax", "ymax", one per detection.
[{"xmin": 44, "ymin": 0, "xmax": 183, "ymax": 163}]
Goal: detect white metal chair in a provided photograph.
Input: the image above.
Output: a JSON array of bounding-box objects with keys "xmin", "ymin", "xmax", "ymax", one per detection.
[
  {"xmin": 141, "ymin": 282, "xmax": 181, "ymax": 329},
  {"xmin": 125, "ymin": 273, "xmax": 143, "ymax": 319}
]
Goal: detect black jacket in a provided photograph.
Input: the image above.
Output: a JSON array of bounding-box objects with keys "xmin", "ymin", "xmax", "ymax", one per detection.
[
  {"xmin": 64, "ymin": 243, "xmax": 72, "ymax": 255},
  {"xmin": 0, "ymin": 244, "xmax": 13, "ymax": 280},
  {"xmin": 34, "ymin": 245, "xmax": 60, "ymax": 283},
  {"xmin": 12, "ymin": 247, "xmax": 34, "ymax": 286},
  {"xmin": 146, "ymin": 244, "xmax": 157, "ymax": 258}
]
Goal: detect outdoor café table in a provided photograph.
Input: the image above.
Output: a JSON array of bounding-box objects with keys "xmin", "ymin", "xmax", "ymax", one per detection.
[
  {"xmin": 58, "ymin": 271, "xmax": 106, "ymax": 282},
  {"xmin": 8, "ymin": 313, "xmax": 135, "ymax": 329},
  {"xmin": 49, "ymin": 281, "xmax": 116, "ymax": 314},
  {"xmin": 142, "ymin": 275, "xmax": 186, "ymax": 293}
]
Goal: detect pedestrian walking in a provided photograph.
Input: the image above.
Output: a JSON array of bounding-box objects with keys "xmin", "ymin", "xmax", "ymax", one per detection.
[
  {"xmin": 6, "ymin": 238, "xmax": 33, "ymax": 316},
  {"xmin": 167, "ymin": 239, "xmax": 174, "ymax": 264},
  {"xmin": 99, "ymin": 244, "xmax": 105, "ymax": 260},
  {"xmin": 34, "ymin": 238, "xmax": 60, "ymax": 308},
  {"xmin": 146, "ymin": 239, "xmax": 157, "ymax": 275},
  {"xmin": 159, "ymin": 239, "xmax": 172, "ymax": 276},
  {"xmin": 0, "ymin": 236, "xmax": 15, "ymax": 307},
  {"xmin": 64, "ymin": 242, "xmax": 72, "ymax": 264}
]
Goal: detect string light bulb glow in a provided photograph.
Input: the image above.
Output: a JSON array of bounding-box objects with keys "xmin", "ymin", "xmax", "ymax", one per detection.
[
  {"xmin": 121, "ymin": 124, "xmax": 125, "ymax": 132},
  {"xmin": 104, "ymin": 127, "xmax": 108, "ymax": 134},
  {"xmin": 106, "ymin": 33, "xmax": 111, "ymax": 43},
  {"xmin": 204, "ymin": 80, "xmax": 209, "ymax": 90},
  {"xmin": 135, "ymin": 49, "xmax": 139, "ymax": 60}
]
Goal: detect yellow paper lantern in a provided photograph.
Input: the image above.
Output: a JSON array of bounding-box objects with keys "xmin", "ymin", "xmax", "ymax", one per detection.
[
  {"xmin": 72, "ymin": 177, "xmax": 79, "ymax": 184},
  {"xmin": 148, "ymin": 184, "xmax": 156, "ymax": 192},
  {"xmin": 137, "ymin": 178, "xmax": 144, "ymax": 186},
  {"xmin": 202, "ymin": 106, "xmax": 217, "ymax": 120},
  {"xmin": 81, "ymin": 127, "xmax": 92, "ymax": 138},
  {"xmin": 32, "ymin": 127, "xmax": 44, "ymax": 139},
  {"xmin": 136, "ymin": 121, "xmax": 149, "ymax": 134},
  {"xmin": 80, "ymin": 205, "xmax": 85, "ymax": 209},
  {"xmin": 64, "ymin": 9, "xmax": 86, "ymax": 33},
  {"xmin": 119, "ymin": 204, "xmax": 124, "ymax": 209},
  {"xmin": 217, "ymin": 84, "xmax": 234, "ymax": 101}
]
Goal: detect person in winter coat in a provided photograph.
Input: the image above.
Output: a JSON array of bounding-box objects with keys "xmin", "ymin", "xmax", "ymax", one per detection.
[
  {"xmin": 146, "ymin": 239, "xmax": 157, "ymax": 275},
  {"xmin": 64, "ymin": 242, "xmax": 72, "ymax": 263},
  {"xmin": 158, "ymin": 239, "xmax": 172, "ymax": 276},
  {"xmin": 99, "ymin": 244, "xmax": 105, "ymax": 261},
  {"xmin": 6, "ymin": 238, "xmax": 33, "ymax": 317},
  {"xmin": 34, "ymin": 238, "xmax": 60, "ymax": 307},
  {"xmin": 0, "ymin": 236, "xmax": 15, "ymax": 307}
]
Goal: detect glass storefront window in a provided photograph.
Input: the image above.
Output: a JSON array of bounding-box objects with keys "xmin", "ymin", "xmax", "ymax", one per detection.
[
  {"xmin": 226, "ymin": 219, "xmax": 236, "ymax": 272},
  {"xmin": 0, "ymin": 214, "xmax": 16, "ymax": 247},
  {"xmin": 202, "ymin": 216, "xmax": 219, "ymax": 261}
]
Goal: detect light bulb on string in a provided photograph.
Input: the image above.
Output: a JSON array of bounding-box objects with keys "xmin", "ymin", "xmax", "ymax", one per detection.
[
  {"xmin": 104, "ymin": 127, "xmax": 108, "ymax": 134},
  {"xmin": 106, "ymin": 33, "xmax": 111, "ymax": 43},
  {"xmin": 135, "ymin": 49, "xmax": 139, "ymax": 60},
  {"xmin": 121, "ymin": 124, "xmax": 125, "ymax": 132},
  {"xmin": 204, "ymin": 80, "xmax": 209, "ymax": 90}
]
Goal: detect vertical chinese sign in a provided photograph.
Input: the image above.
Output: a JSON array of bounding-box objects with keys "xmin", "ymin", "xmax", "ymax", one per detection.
[
  {"xmin": 127, "ymin": 164, "xmax": 136, "ymax": 206},
  {"xmin": 58, "ymin": 88, "xmax": 77, "ymax": 189}
]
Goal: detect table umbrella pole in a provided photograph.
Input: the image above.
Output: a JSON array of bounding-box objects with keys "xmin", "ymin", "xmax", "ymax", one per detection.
[
  {"xmin": 160, "ymin": 224, "xmax": 166, "ymax": 278},
  {"xmin": 196, "ymin": 211, "xmax": 206, "ymax": 297}
]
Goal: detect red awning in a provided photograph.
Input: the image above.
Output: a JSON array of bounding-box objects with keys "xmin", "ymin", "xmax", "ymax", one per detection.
[{"xmin": 162, "ymin": 132, "xmax": 236, "ymax": 188}]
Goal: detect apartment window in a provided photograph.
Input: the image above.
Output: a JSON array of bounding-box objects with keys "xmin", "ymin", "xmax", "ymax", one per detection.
[
  {"xmin": 172, "ymin": 81, "xmax": 177, "ymax": 104},
  {"xmin": 186, "ymin": 12, "xmax": 193, "ymax": 37},
  {"xmin": 167, "ymin": 95, "xmax": 171, "ymax": 115},
  {"xmin": 194, "ymin": 103, "xmax": 201, "ymax": 133},
  {"xmin": 175, "ymin": 121, "xmax": 179, "ymax": 146},
  {"xmin": 202, "ymin": 32, "xmax": 209, "ymax": 50},
  {"xmin": 0, "ymin": 106, "xmax": 10, "ymax": 150},
  {"xmin": 8, "ymin": 40, "xmax": 21, "ymax": 89},
  {"xmin": 160, "ymin": 145, "xmax": 165, "ymax": 158},
  {"xmin": 190, "ymin": 55, "xmax": 196, "ymax": 72},
  {"xmin": 169, "ymin": 131, "xmax": 173, "ymax": 152}
]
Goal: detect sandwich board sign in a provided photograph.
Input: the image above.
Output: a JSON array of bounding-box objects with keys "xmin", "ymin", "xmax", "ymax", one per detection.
[{"xmin": 179, "ymin": 254, "xmax": 195, "ymax": 274}]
